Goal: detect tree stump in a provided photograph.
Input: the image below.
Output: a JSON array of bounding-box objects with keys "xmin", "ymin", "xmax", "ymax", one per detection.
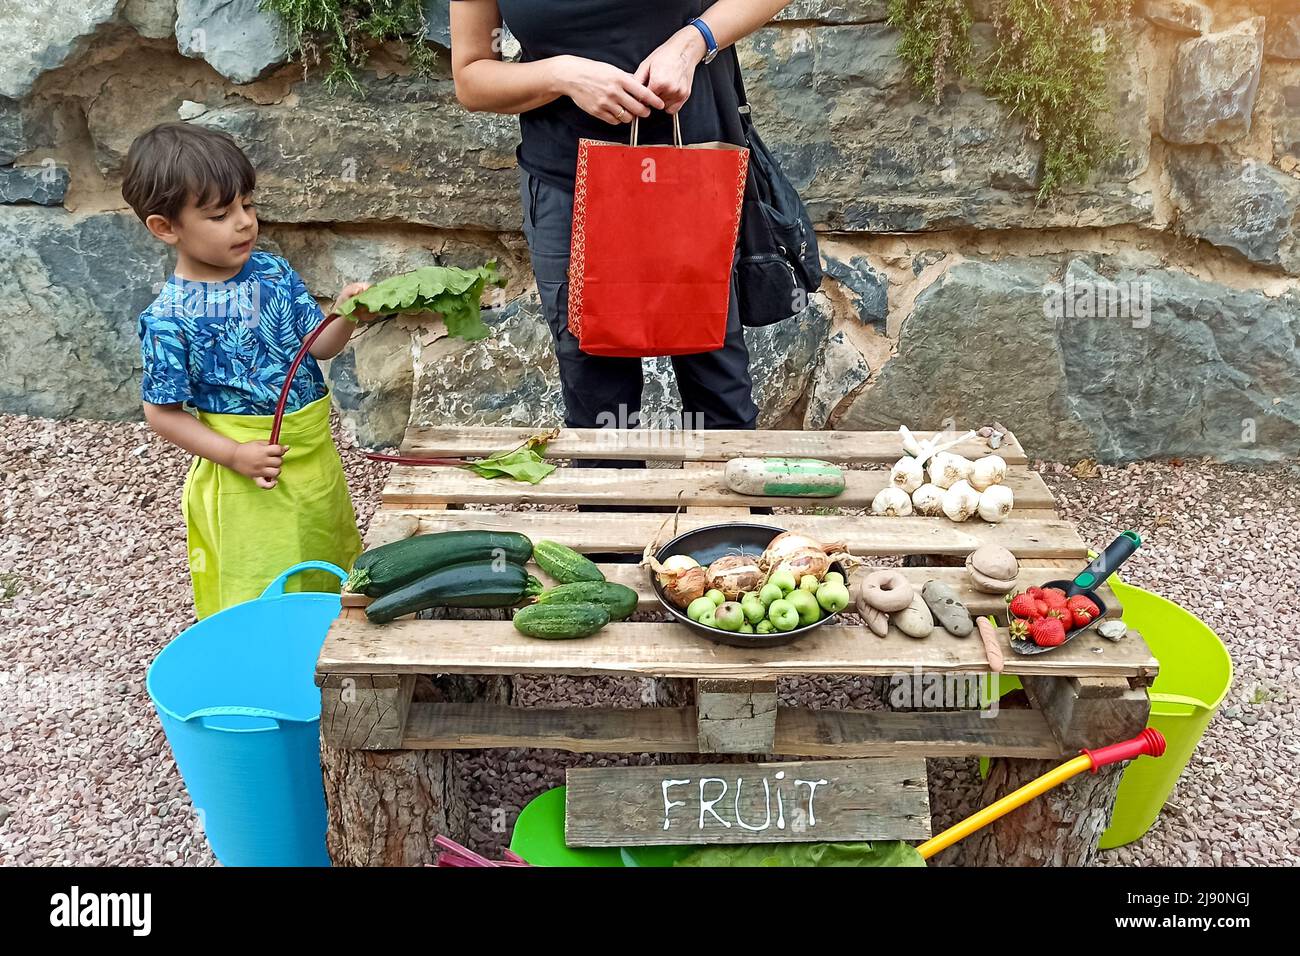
[
  {"xmin": 942, "ymin": 757, "xmax": 1124, "ymax": 867},
  {"xmin": 321, "ymin": 604, "xmax": 514, "ymax": 867}
]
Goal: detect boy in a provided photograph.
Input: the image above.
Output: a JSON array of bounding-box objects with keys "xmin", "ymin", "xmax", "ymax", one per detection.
[{"xmin": 123, "ymin": 122, "xmax": 369, "ymax": 618}]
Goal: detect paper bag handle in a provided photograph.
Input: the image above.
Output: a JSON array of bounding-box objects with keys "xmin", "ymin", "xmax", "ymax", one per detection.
[{"xmin": 630, "ymin": 111, "xmax": 684, "ymax": 148}]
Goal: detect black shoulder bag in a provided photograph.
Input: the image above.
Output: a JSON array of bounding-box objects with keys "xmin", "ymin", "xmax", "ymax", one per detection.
[{"xmin": 728, "ymin": 45, "xmax": 823, "ymax": 327}]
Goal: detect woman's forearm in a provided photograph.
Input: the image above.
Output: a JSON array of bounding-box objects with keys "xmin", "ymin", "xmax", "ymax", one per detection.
[
  {"xmin": 455, "ymin": 56, "xmax": 569, "ymax": 115},
  {"xmin": 695, "ymin": 0, "xmax": 792, "ymax": 48}
]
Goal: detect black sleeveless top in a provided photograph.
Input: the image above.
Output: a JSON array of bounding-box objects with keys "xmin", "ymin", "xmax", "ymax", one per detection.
[{"xmin": 456, "ymin": 0, "xmax": 746, "ymax": 190}]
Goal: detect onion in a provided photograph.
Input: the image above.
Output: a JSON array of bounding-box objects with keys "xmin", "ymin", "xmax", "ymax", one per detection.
[
  {"xmin": 774, "ymin": 548, "xmax": 832, "ymax": 581},
  {"xmin": 763, "ymin": 532, "xmax": 827, "ymax": 566},
  {"xmin": 657, "ymin": 554, "xmax": 706, "ymax": 608},
  {"xmin": 706, "ymin": 554, "xmax": 766, "ymax": 599}
]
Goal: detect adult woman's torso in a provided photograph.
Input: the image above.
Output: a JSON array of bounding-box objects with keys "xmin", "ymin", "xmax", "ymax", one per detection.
[{"xmin": 498, "ymin": 0, "xmax": 735, "ymax": 190}]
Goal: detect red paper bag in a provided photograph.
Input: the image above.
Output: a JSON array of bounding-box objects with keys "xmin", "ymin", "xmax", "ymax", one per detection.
[{"xmin": 568, "ymin": 115, "xmax": 750, "ymax": 357}]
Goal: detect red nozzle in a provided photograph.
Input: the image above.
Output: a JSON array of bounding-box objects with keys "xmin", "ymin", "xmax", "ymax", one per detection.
[{"xmin": 1081, "ymin": 728, "xmax": 1166, "ymax": 772}]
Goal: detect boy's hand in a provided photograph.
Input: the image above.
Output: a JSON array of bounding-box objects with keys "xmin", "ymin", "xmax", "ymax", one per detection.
[
  {"xmin": 332, "ymin": 282, "xmax": 376, "ymax": 323},
  {"xmin": 231, "ymin": 440, "xmax": 288, "ymax": 489}
]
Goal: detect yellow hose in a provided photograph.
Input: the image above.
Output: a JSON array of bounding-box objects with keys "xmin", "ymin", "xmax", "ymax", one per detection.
[{"xmin": 917, "ymin": 754, "xmax": 1093, "ymax": 860}]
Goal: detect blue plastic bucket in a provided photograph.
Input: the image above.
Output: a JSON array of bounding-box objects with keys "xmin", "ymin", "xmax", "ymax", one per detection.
[{"xmin": 146, "ymin": 561, "xmax": 346, "ymax": 866}]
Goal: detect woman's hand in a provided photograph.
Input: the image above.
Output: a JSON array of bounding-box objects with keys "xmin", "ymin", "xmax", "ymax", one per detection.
[
  {"xmin": 553, "ymin": 54, "xmax": 664, "ymax": 125},
  {"xmin": 635, "ymin": 27, "xmax": 710, "ymax": 115}
]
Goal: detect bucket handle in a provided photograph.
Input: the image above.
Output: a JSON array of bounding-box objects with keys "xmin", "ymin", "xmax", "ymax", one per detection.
[
  {"xmin": 1149, "ymin": 692, "xmax": 1213, "ymax": 714},
  {"xmin": 260, "ymin": 561, "xmax": 349, "ymax": 599},
  {"xmin": 180, "ymin": 704, "xmax": 315, "ymax": 728}
]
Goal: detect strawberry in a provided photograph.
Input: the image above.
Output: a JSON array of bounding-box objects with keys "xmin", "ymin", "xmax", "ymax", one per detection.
[
  {"xmin": 1008, "ymin": 618, "xmax": 1031, "ymax": 641},
  {"xmin": 1066, "ymin": 594, "xmax": 1100, "ymax": 628},
  {"xmin": 1029, "ymin": 616, "xmax": 1067, "ymax": 647},
  {"xmin": 1042, "ymin": 587, "xmax": 1067, "ymax": 603},
  {"xmin": 1025, "ymin": 587, "xmax": 1043, "ymax": 599},
  {"xmin": 1035, "ymin": 599, "xmax": 1050, "ymax": 617},
  {"xmin": 1046, "ymin": 607, "xmax": 1071, "ymax": 626},
  {"xmin": 1007, "ymin": 592, "xmax": 1041, "ymax": 619}
]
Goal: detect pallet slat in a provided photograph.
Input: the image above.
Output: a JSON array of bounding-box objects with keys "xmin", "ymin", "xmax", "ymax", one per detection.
[
  {"xmin": 385, "ymin": 510, "xmax": 1087, "ymax": 560},
  {"xmin": 341, "ymin": 564, "xmax": 1122, "ymax": 620},
  {"xmin": 398, "ymin": 703, "xmax": 1064, "ymax": 758},
  {"xmin": 319, "ymin": 618, "xmax": 1159, "ymax": 681},
  {"xmin": 382, "ymin": 464, "xmax": 1056, "ymax": 510},
  {"xmin": 400, "ymin": 426, "xmax": 1027, "ymax": 465}
]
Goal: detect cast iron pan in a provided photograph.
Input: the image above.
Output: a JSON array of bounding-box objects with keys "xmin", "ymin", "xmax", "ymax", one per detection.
[
  {"xmin": 652, "ymin": 523, "xmax": 844, "ymax": 649},
  {"xmin": 1009, "ymin": 531, "xmax": 1142, "ymax": 656}
]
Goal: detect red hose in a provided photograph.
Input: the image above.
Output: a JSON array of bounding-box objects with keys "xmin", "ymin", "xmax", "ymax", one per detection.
[{"xmin": 270, "ymin": 313, "xmax": 464, "ymax": 467}]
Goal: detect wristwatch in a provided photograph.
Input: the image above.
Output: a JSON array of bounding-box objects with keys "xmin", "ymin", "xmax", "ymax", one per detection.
[{"xmin": 688, "ymin": 16, "xmax": 719, "ymax": 64}]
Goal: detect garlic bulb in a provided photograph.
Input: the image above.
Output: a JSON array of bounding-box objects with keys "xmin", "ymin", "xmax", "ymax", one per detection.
[
  {"xmin": 890, "ymin": 456, "xmax": 925, "ymax": 494},
  {"xmin": 969, "ymin": 455, "xmax": 1008, "ymax": 492},
  {"xmin": 941, "ymin": 480, "xmax": 980, "ymax": 522},
  {"xmin": 899, "ymin": 426, "xmax": 925, "ymax": 458},
  {"xmin": 978, "ymin": 485, "xmax": 1015, "ymax": 523},
  {"xmin": 911, "ymin": 483, "xmax": 946, "ymax": 516},
  {"xmin": 929, "ymin": 451, "xmax": 973, "ymax": 490},
  {"xmin": 871, "ymin": 487, "xmax": 914, "ymax": 517}
]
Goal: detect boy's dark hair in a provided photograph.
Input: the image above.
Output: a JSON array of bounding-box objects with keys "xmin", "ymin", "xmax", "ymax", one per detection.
[{"xmin": 121, "ymin": 122, "xmax": 256, "ymax": 223}]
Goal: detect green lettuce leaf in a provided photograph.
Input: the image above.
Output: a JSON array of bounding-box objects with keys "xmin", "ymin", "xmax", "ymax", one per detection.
[
  {"xmin": 672, "ymin": 841, "xmax": 927, "ymax": 868},
  {"xmin": 340, "ymin": 262, "xmax": 505, "ymax": 341},
  {"xmin": 462, "ymin": 447, "xmax": 556, "ymax": 485}
]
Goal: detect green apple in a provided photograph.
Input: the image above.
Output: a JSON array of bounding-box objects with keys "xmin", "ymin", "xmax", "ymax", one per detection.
[
  {"xmin": 686, "ymin": 596, "xmax": 717, "ymax": 622},
  {"xmin": 739, "ymin": 622, "xmax": 754, "ymax": 634},
  {"xmin": 740, "ymin": 593, "xmax": 767, "ymax": 624},
  {"xmin": 755, "ymin": 619, "xmax": 775, "ymax": 634},
  {"xmin": 816, "ymin": 580, "xmax": 851, "ymax": 613},
  {"xmin": 822, "ymin": 571, "xmax": 845, "ymax": 587},
  {"xmin": 800, "ymin": 574, "xmax": 820, "ymax": 592},
  {"xmin": 758, "ymin": 582, "xmax": 785, "ymax": 607},
  {"xmin": 786, "ymin": 589, "xmax": 821, "ymax": 626},
  {"xmin": 768, "ymin": 599, "xmax": 800, "ymax": 631},
  {"xmin": 705, "ymin": 588, "xmax": 726, "ymax": 606},
  {"xmin": 698, "ymin": 607, "xmax": 716, "ymax": 628},
  {"xmin": 713, "ymin": 602, "xmax": 746, "ymax": 632},
  {"xmin": 769, "ymin": 569, "xmax": 798, "ymax": 594}
]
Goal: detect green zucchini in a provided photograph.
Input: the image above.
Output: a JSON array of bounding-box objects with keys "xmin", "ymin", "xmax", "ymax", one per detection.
[
  {"xmin": 536, "ymin": 581, "xmax": 638, "ymax": 620},
  {"xmin": 512, "ymin": 602, "xmax": 609, "ymax": 640},
  {"xmin": 533, "ymin": 540, "xmax": 604, "ymax": 584},
  {"xmin": 365, "ymin": 560, "xmax": 543, "ymax": 625},
  {"xmin": 349, "ymin": 530, "xmax": 533, "ymax": 596}
]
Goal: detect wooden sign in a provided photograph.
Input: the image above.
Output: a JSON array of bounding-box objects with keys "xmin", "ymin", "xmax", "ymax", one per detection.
[{"xmin": 564, "ymin": 757, "xmax": 931, "ymax": 847}]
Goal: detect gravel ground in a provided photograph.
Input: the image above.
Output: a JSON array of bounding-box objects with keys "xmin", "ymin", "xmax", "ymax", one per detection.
[{"xmin": 1, "ymin": 415, "xmax": 1295, "ymax": 866}]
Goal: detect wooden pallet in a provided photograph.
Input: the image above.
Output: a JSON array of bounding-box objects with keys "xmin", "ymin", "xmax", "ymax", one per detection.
[{"xmin": 321, "ymin": 426, "xmax": 1156, "ymax": 755}]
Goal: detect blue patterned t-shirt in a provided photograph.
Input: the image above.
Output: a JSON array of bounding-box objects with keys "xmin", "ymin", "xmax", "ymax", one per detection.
[{"xmin": 137, "ymin": 251, "xmax": 329, "ymax": 415}]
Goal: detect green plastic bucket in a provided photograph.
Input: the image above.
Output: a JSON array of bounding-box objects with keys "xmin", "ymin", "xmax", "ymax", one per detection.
[
  {"xmin": 980, "ymin": 576, "xmax": 1231, "ymax": 849},
  {"xmin": 1097, "ymin": 576, "xmax": 1231, "ymax": 848}
]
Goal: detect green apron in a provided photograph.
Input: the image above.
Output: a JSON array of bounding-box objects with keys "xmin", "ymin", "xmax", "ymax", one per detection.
[{"xmin": 182, "ymin": 392, "xmax": 363, "ymax": 619}]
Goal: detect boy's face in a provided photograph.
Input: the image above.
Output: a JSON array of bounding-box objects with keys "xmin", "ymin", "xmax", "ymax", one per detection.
[{"xmin": 147, "ymin": 191, "xmax": 259, "ymax": 272}]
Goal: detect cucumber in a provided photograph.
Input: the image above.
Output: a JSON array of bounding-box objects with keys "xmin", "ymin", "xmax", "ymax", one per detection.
[
  {"xmin": 536, "ymin": 581, "xmax": 638, "ymax": 620},
  {"xmin": 513, "ymin": 602, "xmax": 609, "ymax": 640},
  {"xmin": 723, "ymin": 457, "xmax": 845, "ymax": 498},
  {"xmin": 533, "ymin": 540, "xmax": 605, "ymax": 584},
  {"xmin": 349, "ymin": 530, "xmax": 533, "ymax": 596},
  {"xmin": 365, "ymin": 560, "xmax": 543, "ymax": 625}
]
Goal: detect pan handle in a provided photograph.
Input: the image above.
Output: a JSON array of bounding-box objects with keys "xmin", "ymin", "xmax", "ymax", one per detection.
[{"xmin": 1070, "ymin": 530, "xmax": 1141, "ymax": 594}]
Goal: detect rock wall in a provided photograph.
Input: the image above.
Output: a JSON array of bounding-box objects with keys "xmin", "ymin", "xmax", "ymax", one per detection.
[{"xmin": 1, "ymin": 0, "xmax": 1297, "ymax": 460}]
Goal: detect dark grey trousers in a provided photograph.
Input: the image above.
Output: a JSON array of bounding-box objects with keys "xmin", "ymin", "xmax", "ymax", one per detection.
[{"xmin": 519, "ymin": 168, "xmax": 760, "ymax": 440}]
